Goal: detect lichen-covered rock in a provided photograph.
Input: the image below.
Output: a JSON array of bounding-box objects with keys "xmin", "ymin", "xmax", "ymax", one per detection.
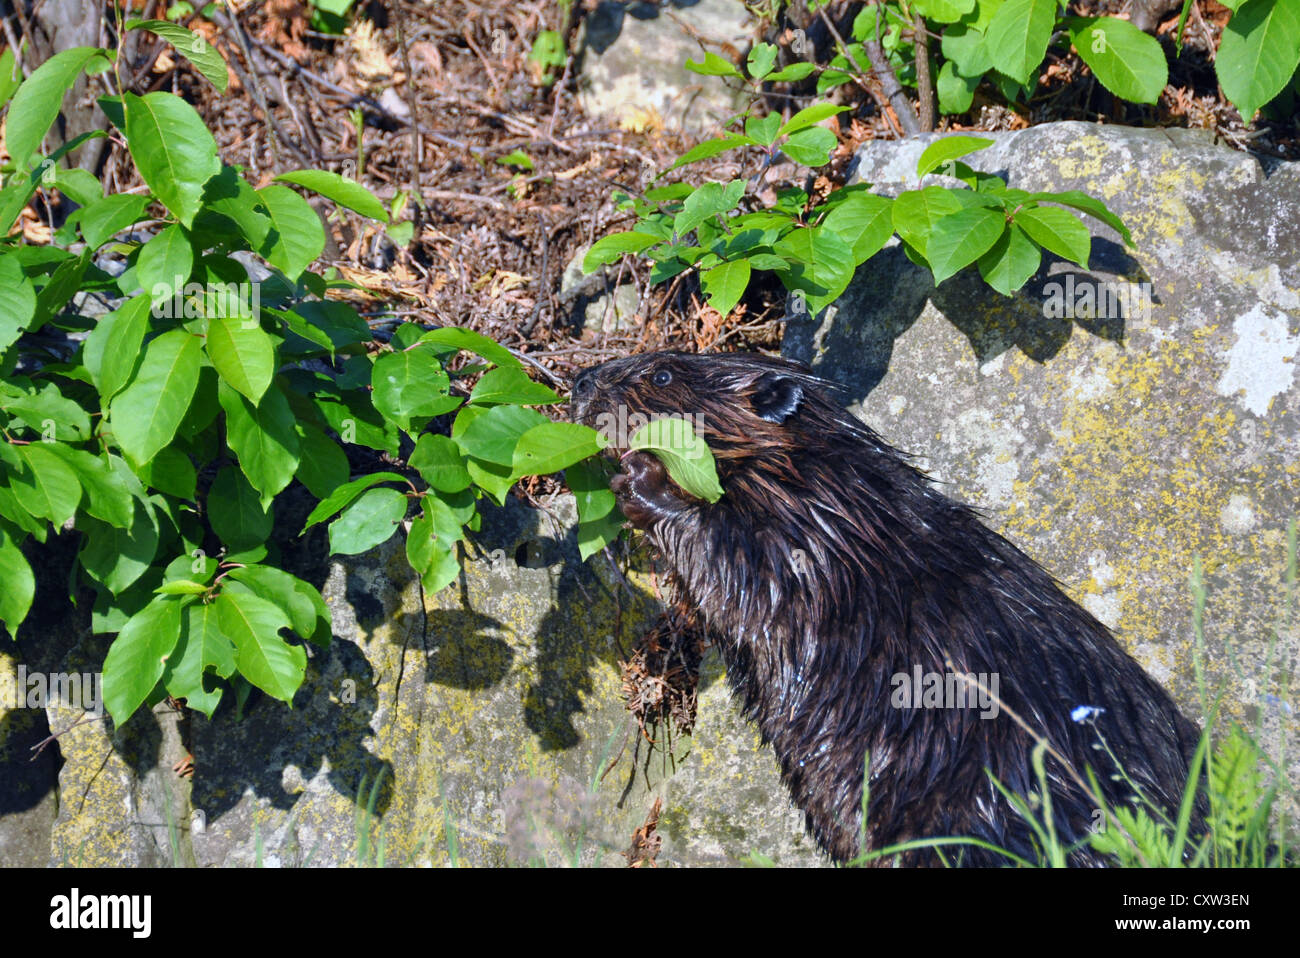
[
  {"xmin": 577, "ymin": 0, "xmax": 751, "ymax": 133},
  {"xmin": 27, "ymin": 497, "xmax": 824, "ymax": 867},
  {"xmin": 784, "ymin": 123, "xmax": 1299, "ymax": 784}
]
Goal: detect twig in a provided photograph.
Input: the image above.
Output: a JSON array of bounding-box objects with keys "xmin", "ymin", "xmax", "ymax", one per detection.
[
  {"xmin": 912, "ymin": 13, "xmax": 935, "ymax": 132},
  {"xmin": 247, "ymin": 38, "xmax": 491, "ymax": 157},
  {"xmin": 213, "ymin": 2, "xmax": 284, "ymax": 164},
  {"xmin": 426, "ymin": 189, "xmax": 507, "ymax": 210},
  {"xmin": 817, "ymin": 1, "xmax": 921, "ymax": 137},
  {"xmin": 390, "ymin": 0, "xmax": 426, "ymax": 234},
  {"xmin": 521, "ymin": 213, "xmax": 549, "ymax": 339}
]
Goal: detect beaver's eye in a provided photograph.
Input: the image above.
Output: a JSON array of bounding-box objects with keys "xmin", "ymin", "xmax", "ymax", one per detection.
[{"xmin": 652, "ymin": 369, "xmax": 672, "ymax": 386}]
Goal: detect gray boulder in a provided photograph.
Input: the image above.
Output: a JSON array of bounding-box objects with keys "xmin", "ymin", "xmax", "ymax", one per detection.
[
  {"xmin": 23, "ymin": 497, "xmax": 823, "ymax": 867},
  {"xmin": 578, "ymin": 0, "xmax": 752, "ymax": 133}
]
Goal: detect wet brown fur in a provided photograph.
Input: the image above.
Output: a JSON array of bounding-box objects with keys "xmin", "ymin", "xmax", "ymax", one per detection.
[{"xmin": 571, "ymin": 351, "xmax": 1205, "ymax": 866}]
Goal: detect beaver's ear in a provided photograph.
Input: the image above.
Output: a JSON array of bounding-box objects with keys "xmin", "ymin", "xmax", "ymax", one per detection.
[{"xmin": 751, "ymin": 373, "xmax": 804, "ymax": 424}]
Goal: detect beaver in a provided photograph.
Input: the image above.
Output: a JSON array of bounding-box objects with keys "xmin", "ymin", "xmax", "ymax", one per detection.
[{"xmin": 570, "ymin": 350, "xmax": 1206, "ymax": 866}]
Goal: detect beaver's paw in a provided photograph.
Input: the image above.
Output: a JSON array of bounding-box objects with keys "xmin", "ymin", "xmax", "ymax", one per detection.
[{"xmin": 610, "ymin": 451, "xmax": 684, "ymax": 529}]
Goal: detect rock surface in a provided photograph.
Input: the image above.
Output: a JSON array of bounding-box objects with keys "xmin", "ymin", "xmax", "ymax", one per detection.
[
  {"xmin": 578, "ymin": 0, "xmax": 751, "ymax": 133},
  {"xmin": 7, "ymin": 498, "xmax": 822, "ymax": 867},
  {"xmin": 785, "ymin": 122, "xmax": 1299, "ymax": 780}
]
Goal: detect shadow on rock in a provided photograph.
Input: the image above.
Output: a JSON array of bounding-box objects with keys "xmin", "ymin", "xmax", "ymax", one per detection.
[
  {"xmin": 784, "ymin": 239, "xmax": 1150, "ymax": 403},
  {"xmin": 190, "ymin": 635, "xmax": 392, "ymax": 821}
]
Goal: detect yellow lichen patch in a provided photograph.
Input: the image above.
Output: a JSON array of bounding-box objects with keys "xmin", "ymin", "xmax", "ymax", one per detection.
[{"xmin": 1003, "ymin": 324, "xmax": 1296, "ymax": 723}]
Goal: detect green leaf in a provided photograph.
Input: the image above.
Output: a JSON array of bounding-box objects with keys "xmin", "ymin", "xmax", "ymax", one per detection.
[
  {"xmin": 0, "ymin": 47, "xmax": 21, "ymax": 109},
  {"xmin": 668, "ymin": 133, "xmax": 754, "ymax": 171},
  {"xmin": 629, "ymin": 417, "xmax": 724, "ymax": 503},
  {"xmin": 511, "ymin": 422, "xmax": 607, "ymax": 478},
  {"xmin": 977, "ymin": 222, "xmax": 1041, "ymax": 295},
  {"xmin": 207, "ymin": 313, "xmax": 276, "ymax": 402},
  {"xmin": 925, "ymin": 206, "xmax": 1008, "ymax": 284},
  {"xmin": 937, "ymin": 61, "xmax": 981, "ymax": 114},
  {"xmin": 126, "ymin": 19, "xmax": 229, "ymax": 92},
  {"xmin": 0, "ymin": 254, "xmax": 36, "ymax": 355},
  {"xmin": 700, "ymin": 258, "xmax": 752, "ymax": 317},
  {"xmin": 315, "ymin": 389, "xmax": 399, "ymax": 455},
  {"xmin": 42, "ymin": 445, "xmax": 134, "ymax": 525},
  {"xmin": 31, "ymin": 248, "xmax": 92, "ymax": 331},
  {"xmin": 417, "ymin": 326, "xmax": 522, "ymax": 368},
  {"xmin": 685, "ymin": 51, "xmax": 743, "ymax": 77},
  {"xmin": 257, "ymin": 184, "xmax": 326, "ymax": 280},
  {"xmin": 745, "ymin": 112, "xmax": 782, "ymax": 146},
  {"xmin": 302, "ymin": 471, "xmax": 409, "ymax": 530},
  {"xmin": 329, "ymin": 486, "xmax": 407, "ymax": 554},
  {"xmin": 582, "ymin": 232, "xmax": 661, "ymax": 273},
  {"xmin": 405, "ymin": 497, "xmax": 464, "ymax": 592},
  {"xmin": 215, "ymin": 589, "xmax": 304, "ymax": 703},
  {"xmin": 207, "ymin": 465, "xmax": 273, "ymax": 550},
  {"xmin": 4, "ymin": 47, "xmax": 106, "ymax": 168},
  {"xmin": 496, "ymin": 148, "xmax": 535, "ymax": 171},
  {"xmin": 281, "ymin": 300, "xmax": 369, "ymax": 353},
  {"xmin": 140, "ymin": 446, "xmax": 197, "ymax": 500},
  {"xmin": 293, "ymin": 422, "xmax": 350, "ymax": 499},
  {"xmin": 156, "ymin": 579, "xmax": 210, "ymax": 595},
  {"xmin": 84, "ymin": 294, "xmax": 150, "ymax": 402},
  {"xmin": 137, "ymin": 224, "xmax": 194, "ymax": 305},
  {"xmin": 109, "ymin": 328, "xmax": 202, "ymax": 466},
  {"xmin": 773, "ymin": 225, "xmax": 857, "ymax": 314},
  {"xmin": 219, "ymin": 381, "xmax": 301, "ymax": 505},
  {"xmin": 766, "ymin": 62, "xmax": 816, "ymax": 82},
  {"xmin": 79, "ymin": 496, "xmax": 160, "ymax": 594},
  {"xmin": 1066, "ymin": 16, "xmax": 1169, "ymax": 105},
  {"xmin": 54, "ymin": 166, "xmax": 102, "ymax": 206},
  {"xmin": 227, "ymin": 564, "xmax": 323, "ymax": 640},
  {"xmin": 916, "ymin": 135, "xmax": 995, "ymax": 177},
  {"xmin": 198, "ymin": 165, "xmax": 273, "ymax": 251},
  {"xmin": 942, "ymin": 23, "xmax": 996, "ymax": 77},
  {"xmin": 778, "ymin": 103, "xmax": 849, "ymax": 137},
  {"xmin": 1217, "ymin": 0, "xmax": 1300, "ymax": 121},
  {"xmin": 372, "ymin": 345, "xmax": 459, "ymax": 428},
  {"xmin": 913, "ymin": 0, "xmax": 977, "ymax": 22},
  {"xmin": 820, "ymin": 192, "xmax": 895, "ymax": 264},
  {"xmin": 674, "ymin": 180, "xmax": 746, "ymax": 236},
  {"xmin": 1025, "ymin": 190, "xmax": 1133, "ymax": 246},
  {"xmin": 747, "ymin": 42, "xmax": 778, "ymax": 79},
  {"xmin": 467, "ymin": 365, "xmax": 561, "ymax": 405},
  {"xmin": 781, "ymin": 126, "xmax": 837, "ymax": 166},
  {"xmin": 0, "ymin": 524, "xmax": 35, "ymax": 636},
  {"xmin": 890, "ymin": 186, "xmax": 966, "ymax": 258},
  {"xmin": 568, "ymin": 458, "xmax": 623, "ymax": 560},
  {"xmin": 986, "ymin": 0, "xmax": 1058, "ymax": 85},
  {"xmin": 102, "ymin": 596, "xmax": 184, "ymax": 725},
  {"xmin": 10, "ymin": 443, "xmax": 82, "ymax": 527},
  {"xmin": 78, "ymin": 193, "xmax": 152, "ymax": 250},
  {"xmin": 1014, "ymin": 204, "xmax": 1091, "ymax": 267},
  {"xmin": 123, "ymin": 91, "xmax": 220, "ymax": 228},
  {"xmin": 409, "ymin": 434, "xmax": 472, "ymax": 492},
  {"xmin": 0, "ymin": 379, "xmax": 91, "ymax": 441},
  {"xmin": 274, "ymin": 169, "xmax": 389, "ymax": 222},
  {"xmin": 456, "ymin": 403, "xmax": 548, "ymax": 466},
  {"xmin": 161, "ymin": 601, "xmax": 235, "ymax": 717}
]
